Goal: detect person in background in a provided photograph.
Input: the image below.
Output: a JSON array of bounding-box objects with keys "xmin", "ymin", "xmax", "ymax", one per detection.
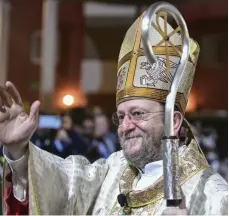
[
  {"xmin": 94, "ymin": 114, "xmax": 118, "ymax": 153},
  {"xmin": 87, "ymin": 114, "xmax": 118, "ymax": 162},
  {"xmin": 53, "ymin": 114, "xmax": 88, "ymax": 158},
  {"xmin": 30, "ymin": 128, "xmax": 50, "ymax": 150},
  {"xmin": 81, "ymin": 115, "xmax": 95, "ymax": 145},
  {"xmin": 192, "ymin": 121, "xmax": 221, "ymax": 173},
  {"xmin": 219, "ymin": 158, "xmax": 228, "ymax": 182},
  {"xmin": 92, "ymin": 106, "xmax": 103, "ymax": 117}
]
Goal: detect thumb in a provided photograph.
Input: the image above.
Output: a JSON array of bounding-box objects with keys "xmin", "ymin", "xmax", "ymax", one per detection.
[{"xmin": 29, "ymin": 101, "xmax": 40, "ymax": 121}]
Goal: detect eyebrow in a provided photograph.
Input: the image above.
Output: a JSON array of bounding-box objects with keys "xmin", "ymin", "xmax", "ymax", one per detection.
[
  {"xmin": 117, "ymin": 106, "xmax": 150, "ymax": 114},
  {"xmin": 117, "ymin": 110, "xmax": 125, "ymax": 115},
  {"xmin": 129, "ymin": 106, "xmax": 149, "ymax": 112}
]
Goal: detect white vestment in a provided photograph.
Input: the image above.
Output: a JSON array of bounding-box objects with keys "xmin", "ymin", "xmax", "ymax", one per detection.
[{"xmin": 3, "ymin": 138, "xmax": 228, "ymax": 215}]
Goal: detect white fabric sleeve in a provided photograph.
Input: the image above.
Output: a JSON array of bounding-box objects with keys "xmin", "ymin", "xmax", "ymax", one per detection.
[{"xmin": 3, "ymin": 147, "xmax": 28, "ymax": 202}]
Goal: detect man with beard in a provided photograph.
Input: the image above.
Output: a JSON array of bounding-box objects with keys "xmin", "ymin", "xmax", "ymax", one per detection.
[
  {"xmin": 0, "ymin": 10, "xmax": 228, "ymax": 216},
  {"xmin": 117, "ymin": 100, "xmax": 165, "ymax": 169}
]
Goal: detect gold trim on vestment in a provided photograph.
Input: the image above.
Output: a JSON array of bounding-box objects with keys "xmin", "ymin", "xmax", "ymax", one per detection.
[
  {"xmin": 110, "ymin": 139, "xmax": 209, "ymax": 214},
  {"xmin": 29, "ymin": 153, "xmax": 41, "ymax": 215},
  {"xmin": 2, "ymin": 159, "xmax": 6, "ymax": 215}
]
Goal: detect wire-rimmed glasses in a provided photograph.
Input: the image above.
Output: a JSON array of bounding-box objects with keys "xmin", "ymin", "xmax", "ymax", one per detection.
[{"xmin": 112, "ymin": 110, "xmax": 164, "ymax": 127}]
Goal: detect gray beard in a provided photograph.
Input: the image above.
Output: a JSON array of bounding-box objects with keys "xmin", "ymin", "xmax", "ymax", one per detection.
[{"xmin": 119, "ymin": 132, "xmax": 163, "ymax": 170}]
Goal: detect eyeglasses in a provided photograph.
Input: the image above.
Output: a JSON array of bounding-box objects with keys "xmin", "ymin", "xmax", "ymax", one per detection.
[{"xmin": 112, "ymin": 110, "xmax": 164, "ymax": 126}]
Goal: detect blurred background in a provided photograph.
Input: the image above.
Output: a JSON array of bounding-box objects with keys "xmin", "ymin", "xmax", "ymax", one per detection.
[{"xmin": 0, "ymin": 0, "xmax": 227, "ymax": 201}]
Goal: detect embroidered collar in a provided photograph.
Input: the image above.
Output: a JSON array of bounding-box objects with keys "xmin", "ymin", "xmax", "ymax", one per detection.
[{"xmin": 119, "ymin": 139, "xmax": 209, "ymax": 208}]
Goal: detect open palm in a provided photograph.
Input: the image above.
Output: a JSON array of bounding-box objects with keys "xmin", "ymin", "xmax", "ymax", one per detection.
[{"xmin": 0, "ymin": 82, "xmax": 40, "ymax": 149}]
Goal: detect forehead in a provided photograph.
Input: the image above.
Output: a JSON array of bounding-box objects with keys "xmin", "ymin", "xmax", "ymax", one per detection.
[{"xmin": 117, "ymin": 99, "xmax": 163, "ymax": 112}]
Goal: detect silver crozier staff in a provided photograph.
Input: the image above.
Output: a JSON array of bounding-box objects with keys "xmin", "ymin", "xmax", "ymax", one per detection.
[{"xmin": 141, "ymin": 1, "xmax": 190, "ymax": 207}]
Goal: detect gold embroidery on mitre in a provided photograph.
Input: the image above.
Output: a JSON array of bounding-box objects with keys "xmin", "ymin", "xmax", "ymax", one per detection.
[
  {"xmin": 124, "ymin": 13, "xmax": 143, "ymax": 90},
  {"xmin": 116, "ymin": 11, "xmax": 200, "ymax": 114},
  {"xmin": 117, "ymin": 46, "xmax": 187, "ymax": 71},
  {"xmin": 109, "ymin": 139, "xmax": 209, "ymax": 215},
  {"xmin": 116, "ymin": 88, "xmax": 186, "ymax": 114},
  {"xmin": 153, "ymin": 11, "xmax": 182, "ymax": 74}
]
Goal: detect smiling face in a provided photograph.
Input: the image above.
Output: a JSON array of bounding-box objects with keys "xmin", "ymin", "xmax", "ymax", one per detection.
[{"xmin": 117, "ymin": 99, "xmax": 165, "ymax": 169}]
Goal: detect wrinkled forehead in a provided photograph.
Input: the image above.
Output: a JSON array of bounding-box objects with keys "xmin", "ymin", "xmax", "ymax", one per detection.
[{"xmin": 117, "ymin": 98, "xmax": 163, "ymax": 113}]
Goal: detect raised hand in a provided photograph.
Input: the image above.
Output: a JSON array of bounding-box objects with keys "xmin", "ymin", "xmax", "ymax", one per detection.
[{"xmin": 0, "ymin": 81, "xmax": 40, "ymax": 159}]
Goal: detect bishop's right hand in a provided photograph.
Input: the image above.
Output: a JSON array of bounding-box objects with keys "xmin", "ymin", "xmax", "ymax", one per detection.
[{"xmin": 0, "ymin": 81, "xmax": 40, "ymax": 160}]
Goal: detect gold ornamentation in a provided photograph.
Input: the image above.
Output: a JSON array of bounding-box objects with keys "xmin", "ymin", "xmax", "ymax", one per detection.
[
  {"xmin": 153, "ymin": 11, "xmax": 182, "ymax": 74},
  {"xmin": 117, "ymin": 46, "xmax": 188, "ymax": 71},
  {"xmin": 125, "ymin": 13, "xmax": 143, "ymax": 90},
  {"xmin": 29, "ymin": 153, "xmax": 42, "ymax": 215},
  {"xmin": 110, "ymin": 139, "xmax": 209, "ymax": 215},
  {"xmin": 2, "ymin": 160, "xmax": 6, "ymax": 215},
  {"xmin": 116, "ymin": 87, "xmax": 186, "ymax": 113},
  {"xmin": 116, "ymin": 10, "xmax": 200, "ymax": 115}
]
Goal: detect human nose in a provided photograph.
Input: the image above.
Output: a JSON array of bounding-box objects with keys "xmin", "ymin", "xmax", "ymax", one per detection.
[{"xmin": 120, "ymin": 114, "xmax": 135, "ymax": 132}]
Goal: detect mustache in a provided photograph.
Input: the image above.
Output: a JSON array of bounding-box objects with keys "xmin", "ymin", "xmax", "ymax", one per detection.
[{"xmin": 120, "ymin": 131, "xmax": 144, "ymax": 140}]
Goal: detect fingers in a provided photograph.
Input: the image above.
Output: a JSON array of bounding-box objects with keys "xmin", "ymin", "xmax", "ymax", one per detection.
[
  {"xmin": 0, "ymin": 98, "xmax": 6, "ymax": 113},
  {"xmin": 5, "ymin": 81, "xmax": 23, "ymax": 106},
  {"xmin": 0, "ymin": 86, "xmax": 9, "ymax": 113},
  {"xmin": 29, "ymin": 100, "xmax": 40, "ymax": 121},
  {"xmin": 0, "ymin": 86, "xmax": 12, "ymax": 108}
]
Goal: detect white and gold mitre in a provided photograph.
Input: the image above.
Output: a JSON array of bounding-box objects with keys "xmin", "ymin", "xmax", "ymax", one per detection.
[{"xmin": 116, "ymin": 11, "xmax": 200, "ymax": 114}]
